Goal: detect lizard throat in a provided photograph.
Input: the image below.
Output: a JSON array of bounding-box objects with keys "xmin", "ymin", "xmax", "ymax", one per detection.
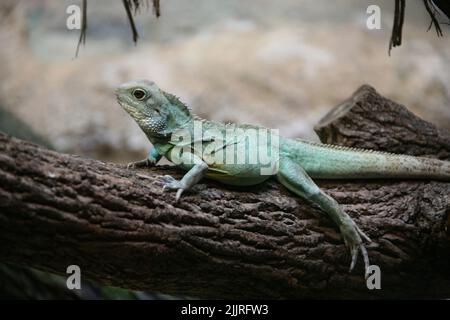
[{"xmin": 139, "ymin": 117, "xmax": 168, "ymax": 137}]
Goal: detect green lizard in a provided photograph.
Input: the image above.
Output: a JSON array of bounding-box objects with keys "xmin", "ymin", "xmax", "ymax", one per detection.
[{"xmin": 116, "ymin": 79, "xmax": 450, "ymax": 276}]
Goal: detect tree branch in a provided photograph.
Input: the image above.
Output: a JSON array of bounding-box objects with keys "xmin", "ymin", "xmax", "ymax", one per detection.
[
  {"xmin": 315, "ymin": 85, "xmax": 450, "ymax": 159},
  {"xmin": 1, "ymin": 86, "xmax": 450, "ymax": 298}
]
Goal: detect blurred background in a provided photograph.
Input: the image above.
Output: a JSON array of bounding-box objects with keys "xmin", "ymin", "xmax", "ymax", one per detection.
[
  {"xmin": 0, "ymin": 0, "xmax": 449, "ymax": 299},
  {"xmin": 1, "ymin": 0, "xmax": 450, "ymax": 163}
]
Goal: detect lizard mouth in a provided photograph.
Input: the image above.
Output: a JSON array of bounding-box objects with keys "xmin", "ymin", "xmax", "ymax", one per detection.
[
  {"xmin": 116, "ymin": 99, "xmax": 130, "ymax": 111},
  {"xmin": 116, "ymin": 94, "xmax": 133, "ymax": 110}
]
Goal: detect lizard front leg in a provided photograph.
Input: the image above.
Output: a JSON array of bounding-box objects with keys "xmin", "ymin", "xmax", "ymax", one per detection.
[
  {"xmin": 127, "ymin": 146, "xmax": 161, "ymax": 169},
  {"xmin": 277, "ymin": 157, "xmax": 371, "ymax": 277},
  {"xmin": 161, "ymin": 152, "xmax": 208, "ymax": 202}
]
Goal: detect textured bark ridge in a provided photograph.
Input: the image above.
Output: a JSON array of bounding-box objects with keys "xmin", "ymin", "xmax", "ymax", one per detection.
[
  {"xmin": 315, "ymin": 85, "xmax": 450, "ymax": 160},
  {"xmin": 1, "ymin": 85, "xmax": 450, "ymax": 299}
]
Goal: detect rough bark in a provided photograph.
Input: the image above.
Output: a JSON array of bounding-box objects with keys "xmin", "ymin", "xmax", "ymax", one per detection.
[
  {"xmin": 314, "ymin": 85, "xmax": 450, "ymax": 159},
  {"xmin": 1, "ymin": 86, "xmax": 450, "ymax": 298}
]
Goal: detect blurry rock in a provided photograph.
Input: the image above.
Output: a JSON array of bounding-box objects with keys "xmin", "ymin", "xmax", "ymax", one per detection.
[{"xmin": 0, "ymin": 0, "xmax": 449, "ymax": 161}]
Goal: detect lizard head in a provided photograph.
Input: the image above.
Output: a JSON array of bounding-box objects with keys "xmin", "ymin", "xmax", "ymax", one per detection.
[{"xmin": 116, "ymin": 80, "xmax": 192, "ymax": 138}]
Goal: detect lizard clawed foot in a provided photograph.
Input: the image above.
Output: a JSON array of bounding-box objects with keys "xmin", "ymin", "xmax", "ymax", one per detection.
[
  {"xmin": 127, "ymin": 158, "xmax": 154, "ymax": 170},
  {"xmin": 340, "ymin": 218, "xmax": 371, "ymax": 278},
  {"xmin": 161, "ymin": 175, "xmax": 186, "ymax": 202}
]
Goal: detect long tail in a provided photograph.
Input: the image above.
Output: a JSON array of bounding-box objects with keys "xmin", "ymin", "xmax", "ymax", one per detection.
[{"xmin": 294, "ymin": 140, "xmax": 450, "ymax": 181}]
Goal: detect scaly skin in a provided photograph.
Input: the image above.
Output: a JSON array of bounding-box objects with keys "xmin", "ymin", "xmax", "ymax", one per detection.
[{"xmin": 116, "ymin": 80, "xmax": 450, "ymax": 277}]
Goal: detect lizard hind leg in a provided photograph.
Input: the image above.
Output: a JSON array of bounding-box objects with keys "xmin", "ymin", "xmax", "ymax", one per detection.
[{"xmin": 276, "ymin": 157, "xmax": 371, "ymax": 277}]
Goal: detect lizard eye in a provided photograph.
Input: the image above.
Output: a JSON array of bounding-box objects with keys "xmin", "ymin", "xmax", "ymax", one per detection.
[{"xmin": 132, "ymin": 88, "xmax": 147, "ymax": 100}]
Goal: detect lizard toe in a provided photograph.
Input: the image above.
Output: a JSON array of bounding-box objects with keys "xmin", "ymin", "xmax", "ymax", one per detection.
[
  {"xmin": 340, "ymin": 220, "xmax": 370, "ymax": 275},
  {"xmin": 175, "ymin": 189, "xmax": 184, "ymax": 202},
  {"xmin": 349, "ymin": 245, "xmax": 358, "ymax": 272}
]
